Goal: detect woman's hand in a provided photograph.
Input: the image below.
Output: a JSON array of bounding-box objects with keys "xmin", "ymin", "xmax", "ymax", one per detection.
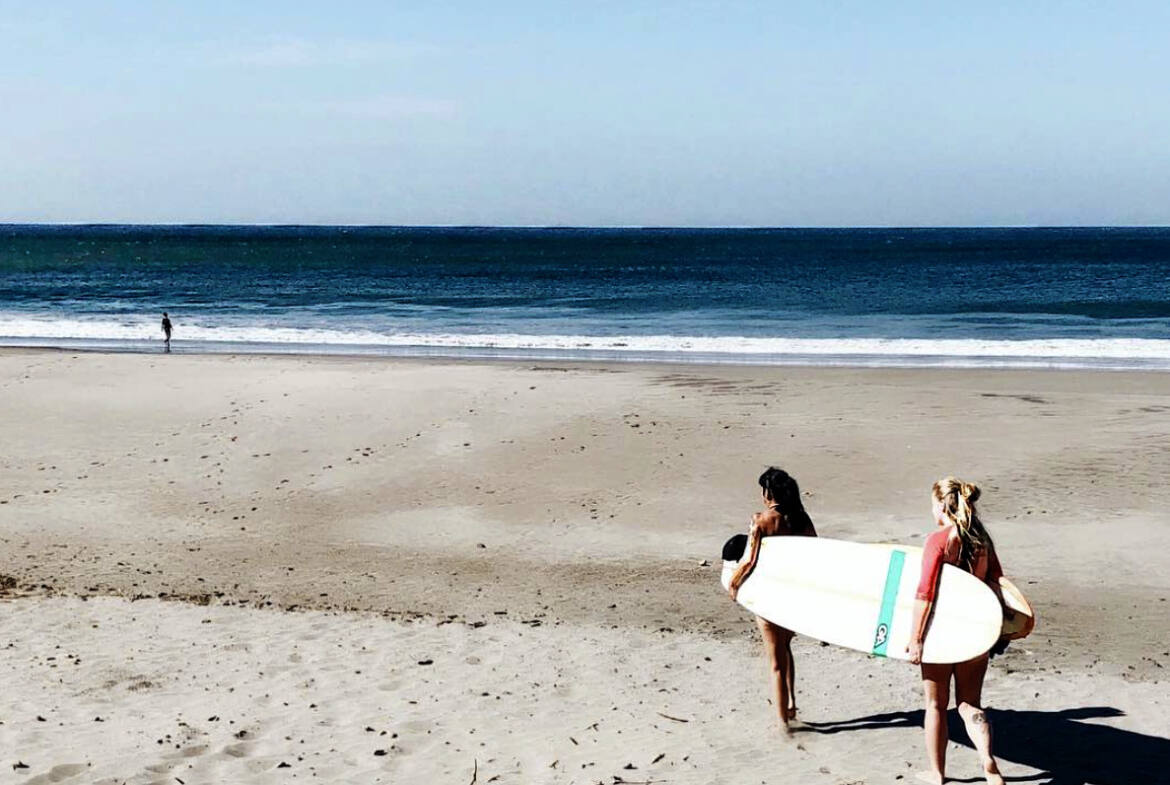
[{"xmin": 906, "ymin": 639, "xmax": 924, "ymax": 665}]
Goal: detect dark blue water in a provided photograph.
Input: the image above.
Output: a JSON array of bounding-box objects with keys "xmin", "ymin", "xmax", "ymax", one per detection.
[{"xmin": 1, "ymin": 225, "xmax": 1168, "ymax": 367}]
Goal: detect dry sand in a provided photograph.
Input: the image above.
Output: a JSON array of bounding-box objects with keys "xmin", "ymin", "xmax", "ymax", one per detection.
[{"xmin": 1, "ymin": 349, "xmax": 1168, "ymax": 783}]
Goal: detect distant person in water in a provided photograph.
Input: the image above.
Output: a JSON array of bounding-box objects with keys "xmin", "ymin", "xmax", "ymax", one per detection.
[
  {"xmin": 161, "ymin": 312, "xmax": 172, "ymax": 352},
  {"xmin": 907, "ymin": 478, "xmax": 1006, "ymax": 785},
  {"xmin": 726, "ymin": 467, "xmax": 817, "ymax": 734}
]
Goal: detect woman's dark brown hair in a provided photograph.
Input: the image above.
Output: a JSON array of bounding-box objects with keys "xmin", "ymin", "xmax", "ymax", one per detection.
[{"xmin": 759, "ymin": 467, "xmax": 816, "ymax": 537}]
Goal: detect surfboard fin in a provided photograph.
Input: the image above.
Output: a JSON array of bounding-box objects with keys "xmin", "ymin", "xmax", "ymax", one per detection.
[{"xmin": 722, "ymin": 533, "xmax": 748, "ymax": 562}]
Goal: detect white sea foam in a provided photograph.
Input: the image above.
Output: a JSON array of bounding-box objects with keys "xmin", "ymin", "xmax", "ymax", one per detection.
[{"xmin": 1, "ymin": 315, "xmax": 1168, "ymax": 369}]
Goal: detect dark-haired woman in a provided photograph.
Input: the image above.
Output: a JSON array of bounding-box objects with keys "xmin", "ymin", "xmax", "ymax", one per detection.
[
  {"xmin": 727, "ymin": 467, "xmax": 817, "ymax": 733},
  {"xmin": 907, "ymin": 478, "xmax": 1005, "ymax": 785}
]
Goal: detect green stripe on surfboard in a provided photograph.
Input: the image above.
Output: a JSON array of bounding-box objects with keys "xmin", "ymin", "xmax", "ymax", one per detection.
[{"xmin": 871, "ymin": 549, "xmax": 906, "ymax": 657}]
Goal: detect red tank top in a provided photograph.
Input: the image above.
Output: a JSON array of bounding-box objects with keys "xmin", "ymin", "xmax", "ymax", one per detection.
[{"xmin": 915, "ymin": 525, "xmax": 1003, "ymax": 603}]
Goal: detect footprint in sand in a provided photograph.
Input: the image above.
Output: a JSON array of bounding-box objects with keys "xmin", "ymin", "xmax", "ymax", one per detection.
[
  {"xmin": 21, "ymin": 763, "xmax": 89, "ymax": 784},
  {"xmin": 224, "ymin": 741, "xmax": 253, "ymax": 758},
  {"xmin": 163, "ymin": 743, "xmax": 210, "ymax": 760},
  {"xmin": 402, "ymin": 719, "xmax": 432, "ymax": 733},
  {"xmin": 244, "ymin": 758, "xmax": 276, "ymax": 774}
]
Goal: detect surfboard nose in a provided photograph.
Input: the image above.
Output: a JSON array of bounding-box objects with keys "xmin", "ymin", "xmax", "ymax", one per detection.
[{"xmin": 722, "ymin": 533, "xmax": 748, "ymax": 562}]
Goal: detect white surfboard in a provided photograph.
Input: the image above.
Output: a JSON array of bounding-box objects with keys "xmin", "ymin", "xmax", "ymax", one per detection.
[
  {"xmin": 997, "ymin": 576, "xmax": 1036, "ymax": 640},
  {"xmin": 869, "ymin": 542, "xmax": 1035, "ymax": 641},
  {"xmin": 721, "ymin": 536, "xmax": 1003, "ymax": 664}
]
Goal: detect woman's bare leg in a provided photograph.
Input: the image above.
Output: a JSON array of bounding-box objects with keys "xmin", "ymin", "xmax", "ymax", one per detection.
[
  {"xmin": 919, "ymin": 663, "xmax": 951, "ymax": 785},
  {"xmin": 756, "ymin": 617, "xmax": 791, "ymax": 733},
  {"xmin": 955, "ymin": 655, "xmax": 1004, "ymax": 785},
  {"xmin": 784, "ymin": 632, "xmax": 797, "ymax": 719}
]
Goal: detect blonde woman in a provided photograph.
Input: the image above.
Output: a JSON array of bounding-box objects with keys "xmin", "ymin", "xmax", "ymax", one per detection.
[
  {"xmin": 727, "ymin": 467, "xmax": 817, "ymax": 733},
  {"xmin": 907, "ymin": 478, "xmax": 1006, "ymax": 785}
]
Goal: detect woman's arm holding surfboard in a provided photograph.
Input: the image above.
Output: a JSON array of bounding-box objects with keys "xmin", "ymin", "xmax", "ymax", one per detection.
[
  {"xmin": 907, "ymin": 599, "xmax": 932, "ymax": 665},
  {"xmin": 728, "ymin": 522, "xmax": 763, "ymax": 601},
  {"xmin": 907, "ymin": 531, "xmax": 947, "ymax": 664}
]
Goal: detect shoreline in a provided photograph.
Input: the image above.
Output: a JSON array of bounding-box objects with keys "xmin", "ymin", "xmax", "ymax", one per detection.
[{"xmin": 4, "ymin": 341, "xmax": 1170, "ymax": 374}]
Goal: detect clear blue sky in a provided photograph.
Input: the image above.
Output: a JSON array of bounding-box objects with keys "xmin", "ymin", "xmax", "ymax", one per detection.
[{"xmin": 2, "ymin": 2, "xmax": 1167, "ymax": 226}]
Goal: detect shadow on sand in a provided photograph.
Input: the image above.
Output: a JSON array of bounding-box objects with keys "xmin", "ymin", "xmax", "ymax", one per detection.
[{"xmin": 798, "ymin": 706, "xmax": 1168, "ymax": 785}]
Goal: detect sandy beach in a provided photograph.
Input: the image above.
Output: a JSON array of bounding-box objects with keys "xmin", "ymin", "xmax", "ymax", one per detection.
[{"xmin": 2, "ymin": 349, "xmax": 1168, "ymax": 784}]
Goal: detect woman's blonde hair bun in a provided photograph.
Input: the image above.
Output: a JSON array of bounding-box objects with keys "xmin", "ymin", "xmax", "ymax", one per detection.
[
  {"xmin": 960, "ymin": 481, "xmax": 981, "ymax": 504},
  {"xmin": 932, "ymin": 476, "xmax": 992, "ymax": 571}
]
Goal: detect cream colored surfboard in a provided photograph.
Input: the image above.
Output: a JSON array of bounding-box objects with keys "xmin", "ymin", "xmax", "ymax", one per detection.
[
  {"xmin": 721, "ymin": 536, "xmax": 1003, "ymax": 664},
  {"xmin": 997, "ymin": 576, "xmax": 1036, "ymax": 640}
]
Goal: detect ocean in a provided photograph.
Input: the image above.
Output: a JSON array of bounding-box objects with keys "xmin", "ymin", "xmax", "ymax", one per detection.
[{"xmin": 1, "ymin": 225, "xmax": 1168, "ymax": 369}]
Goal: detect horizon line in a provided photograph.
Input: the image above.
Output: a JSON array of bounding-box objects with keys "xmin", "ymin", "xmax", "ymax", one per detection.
[{"xmin": 3, "ymin": 222, "xmax": 1170, "ymax": 231}]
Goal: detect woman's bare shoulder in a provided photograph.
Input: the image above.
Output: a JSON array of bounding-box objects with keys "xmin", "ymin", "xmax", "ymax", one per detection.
[{"xmin": 752, "ymin": 510, "xmax": 785, "ymax": 536}]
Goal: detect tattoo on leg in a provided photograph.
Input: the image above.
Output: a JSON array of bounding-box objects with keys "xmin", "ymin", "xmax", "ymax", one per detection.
[{"xmin": 971, "ymin": 711, "xmax": 987, "ymax": 725}]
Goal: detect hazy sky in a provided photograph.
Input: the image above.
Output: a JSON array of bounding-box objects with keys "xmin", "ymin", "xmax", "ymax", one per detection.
[{"xmin": 2, "ymin": 2, "xmax": 1167, "ymax": 226}]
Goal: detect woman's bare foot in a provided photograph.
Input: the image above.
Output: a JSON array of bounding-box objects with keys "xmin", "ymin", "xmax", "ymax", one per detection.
[
  {"xmin": 914, "ymin": 771, "xmax": 945, "ymax": 785},
  {"xmin": 786, "ymin": 705, "xmax": 798, "ymax": 721}
]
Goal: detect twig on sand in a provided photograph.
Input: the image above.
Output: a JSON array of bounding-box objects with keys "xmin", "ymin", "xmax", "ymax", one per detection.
[
  {"xmin": 656, "ymin": 712, "xmax": 689, "ymax": 723},
  {"xmin": 469, "ymin": 758, "xmax": 477, "ymax": 784}
]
